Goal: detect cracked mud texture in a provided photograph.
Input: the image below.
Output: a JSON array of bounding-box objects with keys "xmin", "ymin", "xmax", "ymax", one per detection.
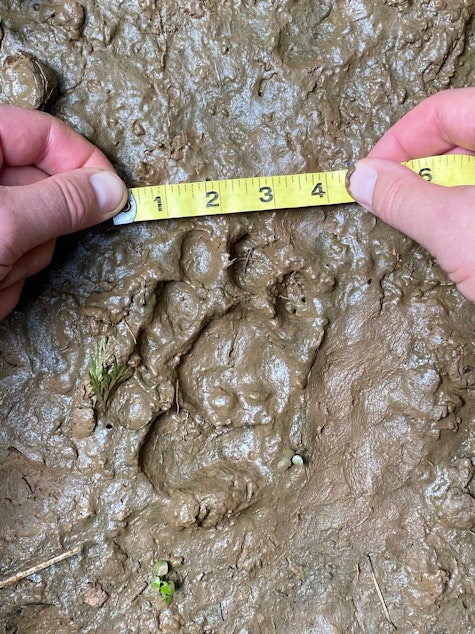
[{"xmin": 2, "ymin": 0, "xmax": 475, "ymax": 632}]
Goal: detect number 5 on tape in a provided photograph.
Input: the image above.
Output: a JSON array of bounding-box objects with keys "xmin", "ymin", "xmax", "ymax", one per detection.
[{"xmin": 113, "ymin": 154, "xmax": 475, "ymax": 224}]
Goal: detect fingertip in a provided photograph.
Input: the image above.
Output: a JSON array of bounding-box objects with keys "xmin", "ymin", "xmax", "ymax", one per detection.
[
  {"xmin": 347, "ymin": 157, "xmax": 475, "ymax": 266},
  {"xmin": 0, "ymin": 168, "xmax": 128, "ymax": 260},
  {"xmin": 347, "ymin": 160, "xmax": 378, "ymax": 211},
  {"xmin": 456, "ymin": 278, "xmax": 475, "ymax": 303},
  {"xmin": 348, "ymin": 156, "xmax": 430, "ymax": 230},
  {"xmin": 89, "ymin": 170, "xmax": 128, "ymax": 217}
]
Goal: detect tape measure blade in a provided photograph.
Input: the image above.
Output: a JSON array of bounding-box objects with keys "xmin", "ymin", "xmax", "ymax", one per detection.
[
  {"xmin": 124, "ymin": 186, "xmax": 167, "ymax": 223},
  {"xmin": 405, "ymin": 154, "xmax": 475, "ymax": 187},
  {"xmin": 442, "ymin": 154, "xmax": 475, "ymax": 186},
  {"xmin": 328, "ymin": 169, "xmax": 354, "ymax": 204},
  {"xmin": 114, "ymin": 153, "xmax": 475, "ymax": 225}
]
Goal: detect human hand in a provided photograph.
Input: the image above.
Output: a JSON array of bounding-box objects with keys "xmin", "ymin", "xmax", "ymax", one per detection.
[
  {"xmin": 0, "ymin": 105, "xmax": 127, "ymax": 319},
  {"xmin": 348, "ymin": 87, "xmax": 475, "ymax": 301}
]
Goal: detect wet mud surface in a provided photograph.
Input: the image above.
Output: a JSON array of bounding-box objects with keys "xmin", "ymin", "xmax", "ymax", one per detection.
[{"xmin": 2, "ymin": 1, "xmax": 475, "ymax": 632}]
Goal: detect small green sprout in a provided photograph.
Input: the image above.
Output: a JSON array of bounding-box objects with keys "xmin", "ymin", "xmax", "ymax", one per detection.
[
  {"xmin": 157, "ymin": 580, "xmax": 175, "ymax": 606},
  {"xmin": 151, "ymin": 576, "xmax": 163, "ymax": 589},
  {"xmin": 151, "ymin": 560, "xmax": 175, "ymax": 607},
  {"xmin": 88, "ymin": 338, "xmax": 133, "ymax": 412}
]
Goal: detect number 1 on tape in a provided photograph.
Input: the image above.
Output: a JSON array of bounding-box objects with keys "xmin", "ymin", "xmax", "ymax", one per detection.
[{"xmin": 113, "ymin": 154, "xmax": 475, "ymax": 225}]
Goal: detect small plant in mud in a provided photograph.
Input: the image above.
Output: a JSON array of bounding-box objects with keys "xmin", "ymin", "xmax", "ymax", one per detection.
[
  {"xmin": 88, "ymin": 337, "xmax": 133, "ymax": 412},
  {"xmin": 151, "ymin": 560, "xmax": 176, "ymax": 607}
]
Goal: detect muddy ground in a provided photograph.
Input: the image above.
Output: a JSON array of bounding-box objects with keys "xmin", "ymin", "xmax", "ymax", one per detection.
[{"xmin": 1, "ymin": 1, "xmax": 475, "ymax": 632}]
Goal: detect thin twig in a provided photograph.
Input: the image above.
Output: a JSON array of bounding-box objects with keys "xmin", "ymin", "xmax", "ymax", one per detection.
[
  {"xmin": 124, "ymin": 320, "xmax": 137, "ymax": 344},
  {"xmin": 367, "ymin": 554, "xmax": 397, "ymax": 630},
  {"xmin": 0, "ymin": 546, "xmax": 82, "ymax": 589}
]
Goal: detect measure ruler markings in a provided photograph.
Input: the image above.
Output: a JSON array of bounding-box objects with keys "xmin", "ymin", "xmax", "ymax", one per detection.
[
  {"xmin": 323, "ymin": 171, "xmax": 330, "ymax": 205},
  {"xmin": 114, "ymin": 154, "xmax": 475, "ymax": 225}
]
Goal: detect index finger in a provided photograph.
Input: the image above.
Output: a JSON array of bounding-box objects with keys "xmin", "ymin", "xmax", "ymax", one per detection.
[
  {"xmin": 0, "ymin": 104, "xmax": 113, "ymax": 174},
  {"xmin": 368, "ymin": 87, "xmax": 475, "ymax": 161}
]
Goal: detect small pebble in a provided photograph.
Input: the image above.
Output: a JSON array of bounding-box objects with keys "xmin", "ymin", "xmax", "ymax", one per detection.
[
  {"xmin": 291, "ymin": 454, "xmax": 304, "ymax": 467},
  {"xmin": 277, "ymin": 456, "xmax": 292, "ymax": 470},
  {"xmin": 153, "ymin": 560, "xmax": 169, "ymax": 578}
]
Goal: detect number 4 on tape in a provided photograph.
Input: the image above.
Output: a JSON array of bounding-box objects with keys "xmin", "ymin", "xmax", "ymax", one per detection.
[{"xmin": 113, "ymin": 154, "xmax": 475, "ymax": 224}]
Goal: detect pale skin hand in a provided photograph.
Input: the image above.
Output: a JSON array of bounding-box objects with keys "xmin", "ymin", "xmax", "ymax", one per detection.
[
  {"xmin": 0, "ymin": 105, "xmax": 128, "ymax": 320},
  {"xmin": 348, "ymin": 87, "xmax": 475, "ymax": 301}
]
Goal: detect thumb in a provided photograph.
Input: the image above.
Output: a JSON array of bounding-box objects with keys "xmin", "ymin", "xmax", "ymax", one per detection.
[
  {"xmin": 0, "ymin": 168, "xmax": 127, "ymax": 264},
  {"xmin": 347, "ymin": 157, "xmax": 475, "ymax": 266}
]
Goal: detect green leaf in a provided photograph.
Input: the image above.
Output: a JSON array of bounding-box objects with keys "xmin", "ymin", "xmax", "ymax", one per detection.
[
  {"xmin": 151, "ymin": 576, "xmax": 162, "ymax": 589},
  {"xmin": 159, "ymin": 580, "xmax": 175, "ymax": 605},
  {"xmin": 88, "ymin": 337, "xmax": 133, "ymax": 411}
]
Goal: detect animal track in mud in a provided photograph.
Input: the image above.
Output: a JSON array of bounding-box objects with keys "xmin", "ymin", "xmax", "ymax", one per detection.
[
  {"xmin": 140, "ymin": 410, "xmax": 267, "ymax": 528},
  {"xmin": 138, "ymin": 276, "xmax": 328, "ymax": 529},
  {"xmin": 135, "ymin": 219, "xmax": 333, "ymax": 528},
  {"xmin": 177, "ymin": 310, "xmax": 305, "ymax": 428},
  {"xmin": 170, "ymin": 463, "xmax": 263, "ymax": 528}
]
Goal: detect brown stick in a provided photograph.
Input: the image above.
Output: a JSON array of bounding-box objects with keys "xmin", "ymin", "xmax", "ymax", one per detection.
[
  {"xmin": 367, "ymin": 554, "xmax": 397, "ymax": 630},
  {"xmin": 0, "ymin": 545, "xmax": 82, "ymax": 589}
]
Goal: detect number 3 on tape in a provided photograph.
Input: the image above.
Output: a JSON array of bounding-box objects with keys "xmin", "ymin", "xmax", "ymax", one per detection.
[{"xmin": 113, "ymin": 154, "xmax": 475, "ymax": 225}]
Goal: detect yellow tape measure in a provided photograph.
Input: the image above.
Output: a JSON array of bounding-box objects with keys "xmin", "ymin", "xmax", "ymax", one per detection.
[{"xmin": 113, "ymin": 153, "xmax": 475, "ymax": 224}]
